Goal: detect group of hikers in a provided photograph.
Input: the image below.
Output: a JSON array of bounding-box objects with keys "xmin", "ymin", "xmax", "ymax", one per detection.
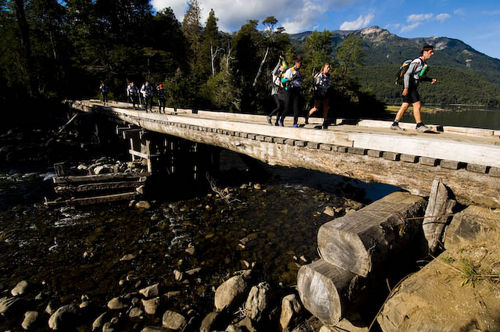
[{"xmin": 98, "ymin": 44, "xmax": 437, "ymax": 132}]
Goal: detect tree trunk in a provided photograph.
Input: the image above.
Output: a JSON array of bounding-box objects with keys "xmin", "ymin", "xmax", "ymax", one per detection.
[{"xmin": 252, "ymin": 47, "xmax": 269, "ymax": 87}]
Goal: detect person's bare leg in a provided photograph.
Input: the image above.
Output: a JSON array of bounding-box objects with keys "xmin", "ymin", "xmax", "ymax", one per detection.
[
  {"xmin": 395, "ymin": 102, "xmax": 409, "ymax": 121},
  {"xmin": 412, "ymin": 101, "xmax": 422, "ymax": 123}
]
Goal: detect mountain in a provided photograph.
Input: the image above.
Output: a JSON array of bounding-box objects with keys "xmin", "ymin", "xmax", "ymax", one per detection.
[{"xmin": 290, "ymin": 27, "xmax": 500, "ymax": 107}]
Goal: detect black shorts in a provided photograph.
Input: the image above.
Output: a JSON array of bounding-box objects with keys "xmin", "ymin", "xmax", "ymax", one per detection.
[{"xmin": 402, "ymin": 87, "xmax": 420, "ymax": 104}]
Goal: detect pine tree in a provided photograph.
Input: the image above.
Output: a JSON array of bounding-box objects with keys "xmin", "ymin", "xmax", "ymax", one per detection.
[
  {"xmin": 182, "ymin": 0, "xmax": 202, "ymax": 57},
  {"xmin": 200, "ymin": 9, "xmax": 220, "ymax": 77}
]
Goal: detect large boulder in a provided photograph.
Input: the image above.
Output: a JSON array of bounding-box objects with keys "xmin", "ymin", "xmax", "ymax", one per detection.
[{"xmin": 215, "ymin": 275, "xmax": 248, "ymax": 312}]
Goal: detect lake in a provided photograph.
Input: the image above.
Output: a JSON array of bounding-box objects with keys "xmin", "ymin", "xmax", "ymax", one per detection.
[{"xmin": 401, "ymin": 108, "xmax": 500, "ymax": 130}]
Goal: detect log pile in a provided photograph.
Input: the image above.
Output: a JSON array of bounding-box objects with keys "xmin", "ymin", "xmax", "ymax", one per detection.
[
  {"xmin": 45, "ymin": 165, "xmax": 148, "ymax": 206},
  {"xmin": 297, "ymin": 192, "xmax": 427, "ymax": 325}
]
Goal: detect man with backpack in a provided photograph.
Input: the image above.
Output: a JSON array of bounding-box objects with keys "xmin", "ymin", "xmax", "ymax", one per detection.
[
  {"xmin": 391, "ymin": 45, "xmax": 437, "ymax": 132},
  {"xmin": 141, "ymin": 81, "xmax": 154, "ymax": 112}
]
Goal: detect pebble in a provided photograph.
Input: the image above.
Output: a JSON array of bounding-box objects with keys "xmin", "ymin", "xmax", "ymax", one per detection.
[
  {"xmin": 162, "ymin": 310, "xmax": 186, "ymax": 330},
  {"xmin": 120, "ymin": 253, "xmax": 136, "ymax": 261},
  {"xmin": 21, "ymin": 311, "xmax": 38, "ymax": 330},
  {"xmin": 174, "ymin": 270, "xmax": 183, "ymax": 281},
  {"xmin": 92, "ymin": 312, "xmax": 107, "ymax": 331},
  {"xmin": 139, "ymin": 283, "xmax": 160, "ymax": 298},
  {"xmin": 185, "ymin": 267, "xmax": 201, "ymax": 276},
  {"xmin": 142, "ymin": 297, "xmax": 160, "ymax": 315},
  {"xmin": 107, "ymin": 297, "xmax": 127, "ymax": 310},
  {"xmin": 129, "ymin": 307, "xmax": 144, "ymax": 318}
]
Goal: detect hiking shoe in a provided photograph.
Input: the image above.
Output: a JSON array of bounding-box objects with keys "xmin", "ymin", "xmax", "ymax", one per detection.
[
  {"xmin": 305, "ymin": 116, "xmax": 309, "ymax": 125},
  {"xmin": 322, "ymin": 123, "xmax": 328, "ymax": 130},
  {"xmin": 279, "ymin": 120, "xmax": 284, "ymax": 127},
  {"xmin": 292, "ymin": 124, "xmax": 298, "ymax": 128},
  {"xmin": 266, "ymin": 116, "xmax": 272, "ymax": 125},
  {"xmin": 416, "ymin": 124, "xmax": 431, "ymax": 132},
  {"xmin": 390, "ymin": 123, "xmax": 405, "ymax": 131},
  {"xmin": 274, "ymin": 122, "xmax": 279, "ymax": 126}
]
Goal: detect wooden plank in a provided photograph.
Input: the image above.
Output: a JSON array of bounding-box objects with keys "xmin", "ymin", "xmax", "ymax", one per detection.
[
  {"xmin": 53, "ymin": 173, "xmax": 149, "ymax": 184},
  {"xmin": 129, "ymin": 149, "xmax": 160, "ymax": 159},
  {"xmin": 45, "ymin": 192, "xmax": 139, "ymax": 206},
  {"xmin": 54, "ymin": 180, "xmax": 145, "ymax": 194}
]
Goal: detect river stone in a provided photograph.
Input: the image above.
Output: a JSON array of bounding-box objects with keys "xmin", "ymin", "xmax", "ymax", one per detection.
[
  {"xmin": 280, "ymin": 294, "xmax": 302, "ymax": 331},
  {"xmin": 162, "ymin": 310, "xmax": 186, "ymax": 330},
  {"xmin": 225, "ymin": 325, "xmax": 243, "ymax": 332},
  {"xmin": 21, "ymin": 311, "xmax": 38, "ymax": 330},
  {"xmin": 120, "ymin": 253, "xmax": 136, "ymax": 261},
  {"xmin": 142, "ymin": 297, "xmax": 160, "ymax": 315},
  {"xmin": 45, "ymin": 302, "xmax": 55, "ymax": 315},
  {"xmin": 0, "ymin": 297, "xmax": 21, "ymax": 315},
  {"xmin": 200, "ymin": 312, "xmax": 219, "ymax": 332},
  {"xmin": 139, "ymin": 283, "xmax": 160, "ymax": 298},
  {"xmin": 135, "ymin": 201, "xmax": 151, "ymax": 209},
  {"xmin": 48, "ymin": 304, "xmax": 78, "ymax": 330},
  {"xmin": 245, "ymin": 282, "xmax": 270, "ymax": 322},
  {"xmin": 107, "ymin": 297, "xmax": 127, "ymax": 310},
  {"xmin": 319, "ymin": 320, "xmax": 368, "ymax": 332},
  {"xmin": 215, "ymin": 275, "xmax": 248, "ymax": 312},
  {"xmin": 173, "ymin": 270, "xmax": 183, "ymax": 281},
  {"xmin": 11, "ymin": 280, "xmax": 28, "ymax": 296},
  {"xmin": 141, "ymin": 327, "xmax": 167, "ymax": 332},
  {"xmin": 92, "ymin": 312, "xmax": 107, "ymax": 331},
  {"xmin": 185, "ymin": 267, "xmax": 201, "ymax": 276},
  {"xmin": 129, "ymin": 307, "xmax": 144, "ymax": 318}
]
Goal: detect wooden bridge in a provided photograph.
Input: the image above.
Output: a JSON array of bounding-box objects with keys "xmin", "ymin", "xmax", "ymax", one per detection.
[{"xmin": 69, "ymin": 100, "xmax": 500, "ymax": 209}]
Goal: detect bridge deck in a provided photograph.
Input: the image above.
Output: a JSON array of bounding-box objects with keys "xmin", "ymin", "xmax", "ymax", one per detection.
[{"xmin": 71, "ymin": 100, "xmax": 500, "ymax": 208}]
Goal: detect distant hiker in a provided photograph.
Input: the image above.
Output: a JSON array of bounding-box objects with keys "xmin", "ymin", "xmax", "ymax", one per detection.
[
  {"xmin": 307, "ymin": 63, "xmax": 331, "ymax": 129},
  {"xmin": 267, "ymin": 56, "xmax": 287, "ymax": 126},
  {"xmin": 280, "ymin": 56, "xmax": 303, "ymax": 127},
  {"xmin": 391, "ymin": 45, "xmax": 437, "ymax": 132},
  {"xmin": 99, "ymin": 82, "xmax": 109, "ymax": 105},
  {"xmin": 127, "ymin": 82, "xmax": 139, "ymax": 109},
  {"xmin": 141, "ymin": 81, "xmax": 153, "ymax": 112},
  {"xmin": 157, "ymin": 84, "xmax": 166, "ymax": 113}
]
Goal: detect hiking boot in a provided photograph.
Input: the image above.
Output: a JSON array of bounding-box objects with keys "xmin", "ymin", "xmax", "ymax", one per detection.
[
  {"xmin": 390, "ymin": 123, "xmax": 405, "ymax": 131},
  {"xmin": 279, "ymin": 120, "xmax": 284, "ymax": 127},
  {"xmin": 274, "ymin": 122, "xmax": 279, "ymax": 126},
  {"xmin": 322, "ymin": 123, "xmax": 328, "ymax": 130},
  {"xmin": 266, "ymin": 116, "xmax": 272, "ymax": 125},
  {"xmin": 416, "ymin": 124, "xmax": 431, "ymax": 132},
  {"xmin": 305, "ymin": 116, "xmax": 309, "ymax": 125}
]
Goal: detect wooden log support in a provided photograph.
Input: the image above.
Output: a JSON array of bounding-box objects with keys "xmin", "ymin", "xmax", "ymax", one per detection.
[
  {"xmin": 317, "ymin": 192, "xmax": 426, "ymax": 277},
  {"xmin": 53, "ymin": 162, "xmax": 66, "ymax": 177},
  {"xmin": 297, "ymin": 260, "xmax": 359, "ymax": 325},
  {"xmin": 422, "ymin": 178, "xmax": 456, "ymax": 253}
]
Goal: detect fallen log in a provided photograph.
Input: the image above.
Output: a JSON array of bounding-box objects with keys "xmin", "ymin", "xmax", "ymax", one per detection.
[
  {"xmin": 44, "ymin": 192, "xmax": 139, "ymax": 206},
  {"xmin": 54, "ymin": 180, "xmax": 145, "ymax": 194},
  {"xmin": 53, "ymin": 173, "xmax": 148, "ymax": 184},
  {"xmin": 297, "ymin": 259, "xmax": 360, "ymax": 325},
  {"xmin": 317, "ymin": 192, "xmax": 426, "ymax": 277}
]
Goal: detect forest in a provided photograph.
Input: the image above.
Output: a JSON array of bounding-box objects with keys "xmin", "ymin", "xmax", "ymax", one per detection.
[{"xmin": 0, "ymin": 0, "xmax": 388, "ymax": 121}]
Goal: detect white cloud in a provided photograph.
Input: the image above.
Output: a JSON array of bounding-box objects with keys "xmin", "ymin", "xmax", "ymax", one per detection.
[
  {"xmin": 435, "ymin": 13, "xmax": 451, "ymax": 22},
  {"xmin": 401, "ymin": 12, "xmax": 451, "ymax": 32},
  {"xmin": 339, "ymin": 13, "xmax": 374, "ymax": 30},
  {"xmin": 151, "ymin": 0, "xmax": 359, "ymax": 32},
  {"xmin": 453, "ymin": 8, "xmax": 465, "ymax": 16}
]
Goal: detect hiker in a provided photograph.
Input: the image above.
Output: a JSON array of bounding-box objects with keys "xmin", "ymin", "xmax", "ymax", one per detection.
[
  {"xmin": 127, "ymin": 82, "xmax": 139, "ymax": 109},
  {"xmin": 391, "ymin": 45, "xmax": 437, "ymax": 132},
  {"xmin": 141, "ymin": 81, "xmax": 154, "ymax": 112},
  {"xmin": 280, "ymin": 56, "xmax": 303, "ymax": 127},
  {"xmin": 99, "ymin": 82, "xmax": 109, "ymax": 105},
  {"xmin": 306, "ymin": 63, "xmax": 331, "ymax": 129},
  {"xmin": 267, "ymin": 56, "xmax": 287, "ymax": 126},
  {"xmin": 157, "ymin": 84, "xmax": 166, "ymax": 113}
]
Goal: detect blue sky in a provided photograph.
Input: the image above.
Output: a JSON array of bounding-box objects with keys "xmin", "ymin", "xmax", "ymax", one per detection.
[{"xmin": 152, "ymin": 0, "xmax": 500, "ymax": 59}]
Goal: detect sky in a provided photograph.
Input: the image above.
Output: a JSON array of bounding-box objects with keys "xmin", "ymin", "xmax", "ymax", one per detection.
[{"xmin": 151, "ymin": 0, "xmax": 500, "ymax": 59}]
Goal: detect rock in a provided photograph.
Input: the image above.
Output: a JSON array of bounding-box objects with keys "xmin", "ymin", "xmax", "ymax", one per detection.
[
  {"xmin": 185, "ymin": 267, "xmax": 201, "ymax": 276},
  {"xmin": 94, "ymin": 165, "xmax": 112, "ymax": 175},
  {"xmin": 48, "ymin": 304, "xmax": 78, "ymax": 330},
  {"xmin": 141, "ymin": 297, "xmax": 160, "ymax": 315},
  {"xmin": 92, "ymin": 312, "xmax": 107, "ymax": 331},
  {"xmin": 245, "ymin": 282, "xmax": 270, "ymax": 322},
  {"xmin": 79, "ymin": 301, "xmax": 89, "ymax": 309},
  {"xmin": 200, "ymin": 312, "xmax": 220, "ymax": 332},
  {"xmin": 102, "ymin": 321, "xmax": 115, "ymax": 332},
  {"xmin": 323, "ymin": 206, "xmax": 335, "ymax": 217},
  {"xmin": 319, "ymin": 319, "xmax": 369, "ymax": 332},
  {"xmin": 11, "ymin": 280, "xmax": 28, "ymax": 296},
  {"xmin": 253, "ymin": 183, "xmax": 261, "ymax": 190},
  {"xmin": 120, "ymin": 253, "xmax": 136, "ymax": 261},
  {"xmin": 225, "ymin": 324, "xmax": 243, "ymax": 332},
  {"xmin": 235, "ymin": 317, "xmax": 256, "ymax": 332},
  {"xmin": 215, "ymin": 275, "xmax": 248, "ymax": 312},
  {"xmin": 107, "ymin": 297, "xmax": 126, "ymax": 310},
  {"xmin": 185, "ymin": 246, "xmax": 195, "ymax": 255},
  {"xmin": 129, "ymin": 307, "xmax": 144, "ymax": 318},
  {"xmin": 162, "ymin": 310, "xmax": 186, "ymax": 330},
  {"xmin": 165, "ymin": 291, "xmax": 181, "ymax": 299},
  {"xmin": 21, "ymin": 311, "xmax": 38, "ymax": 330},
  {"xmin": 135, "ymin": 201, "xmax": 151, "ymax": 209},
  {"xmin": 141, "ymin": 327, "xmax": 166, "ymax": 332},
  {"xmin": 173, "ymin": 270, "xmax": 183, "ymax": 281},
  {"xmin": 45, "ymin": 302, "xmax": 55, "ymax": 315},
  {"xmin": 139, "ymin": 283, "xmax": 160, "ymax": 298},
  {"xmin": 280, "ymin": 294, "xmax": 302, "ymax": 331},
  {"xmin": 0, "ymin": 297, "xmax": 22, "ymax": 315}
]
